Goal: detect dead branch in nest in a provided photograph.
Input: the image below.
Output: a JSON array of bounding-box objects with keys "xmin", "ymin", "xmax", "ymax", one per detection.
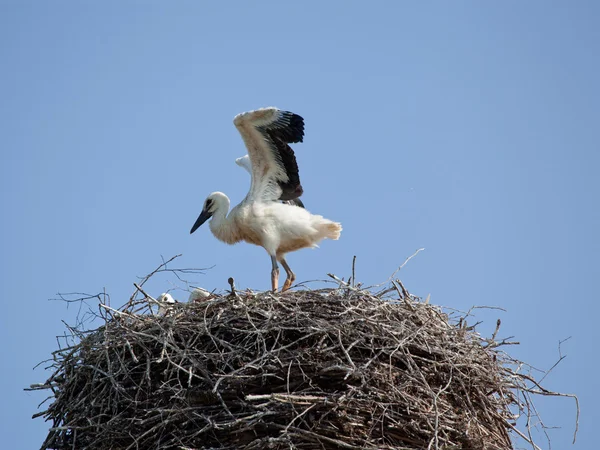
[{"xmin": 30, "ymin": 259, "xmax": 578, "ymax": 450}]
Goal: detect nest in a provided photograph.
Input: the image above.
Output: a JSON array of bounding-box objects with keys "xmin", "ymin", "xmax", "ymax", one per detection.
[{"xmin": 31, "ymin": 276, "xmax": 575, "ymax": 450}]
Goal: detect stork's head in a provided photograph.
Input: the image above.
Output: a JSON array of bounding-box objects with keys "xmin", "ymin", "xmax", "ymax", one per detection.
[
  {"xmin": 190, "ymin": 192, "xmax": 228, "ymax": 234},
  {"xmin": 157, "ymin": 292, "xmax": 176, "ymax": 317},
  {"xmin": 157, "ymin": 293, "xmax": 176, "ymax": 304}
]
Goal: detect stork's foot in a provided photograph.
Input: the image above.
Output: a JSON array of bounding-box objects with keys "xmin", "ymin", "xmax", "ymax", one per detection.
[
  {"xmin": 279, "ymin": 258, "xmax": 296, "ymax": 293},
  {"xmin": 282, "ymin": 275, "xmax": 295, "ymax": 292}
]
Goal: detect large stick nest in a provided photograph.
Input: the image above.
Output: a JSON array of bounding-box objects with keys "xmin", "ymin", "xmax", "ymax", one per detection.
[{"xmin": 32, "ymin": 278, "xmax": 574, "ymax": 450}]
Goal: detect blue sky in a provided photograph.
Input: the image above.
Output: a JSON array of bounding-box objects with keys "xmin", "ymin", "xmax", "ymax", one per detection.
[{"xmin": 1, "ymin": 2, "xmax": 598, "ymax": 448}]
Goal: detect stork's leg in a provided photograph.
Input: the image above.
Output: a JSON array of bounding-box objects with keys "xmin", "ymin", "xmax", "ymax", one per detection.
[
  {"xmin": 280, "ymin": 257, "xmax": 296, "ymax": 292},
  {"xmin": 271, "ymin": 256, "xmax": 280, "ymax": 293}
]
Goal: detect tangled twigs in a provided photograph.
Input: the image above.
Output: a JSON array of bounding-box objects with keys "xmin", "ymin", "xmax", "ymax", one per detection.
[{"xmin": 30, "ymin": 279, "xmax": 577, "ymax": 450}]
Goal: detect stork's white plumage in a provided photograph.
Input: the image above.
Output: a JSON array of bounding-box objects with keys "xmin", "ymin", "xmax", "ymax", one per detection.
[
  {"xmin": 190, "ymin": 107, "xmax": 342, "ymax": 292},
  {"xmin": 235, "ymin": 154, "xmax": 305, "ymax": 208},
  {"xmin": 188, "ymin": 287, "xmax": 211, "ymax": 302},
  {"xmin": 234, "ymin": 154, "xmax": 253, "ymax": 174},
  {"xmin": 156, "ymin": 292, "xmax": 176, "ymax": 316}
]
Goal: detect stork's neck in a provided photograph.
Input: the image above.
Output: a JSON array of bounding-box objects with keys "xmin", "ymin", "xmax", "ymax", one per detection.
[{"xmin": 208, "ymin": 196, "xmax": 240, "ymax": 245}]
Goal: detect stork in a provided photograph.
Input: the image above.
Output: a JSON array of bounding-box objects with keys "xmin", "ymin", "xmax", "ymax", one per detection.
[
  {"xmin": 188, "ymin": 287, "xmax": 211, "ymax": 302},
  {"xmin": 156, "ymin": 292, "xmax": 176, "ymax": 316},
  {"xmin": 190, "ymin": 107, "xmax": 342, "ymax": 292}
]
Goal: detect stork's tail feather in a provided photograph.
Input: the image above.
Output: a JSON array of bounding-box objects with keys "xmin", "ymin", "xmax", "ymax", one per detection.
[{"xmin": 321, "ymin": 221, "xmax": 342, "ymax": 241}]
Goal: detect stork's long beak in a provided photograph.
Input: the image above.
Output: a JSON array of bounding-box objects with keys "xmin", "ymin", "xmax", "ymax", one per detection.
[{"xmin": 190, "ymin": 209, "xmax": 213, "ymax": 234}]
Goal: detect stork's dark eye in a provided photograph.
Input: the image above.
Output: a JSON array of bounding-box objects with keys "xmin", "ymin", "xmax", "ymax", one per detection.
[{"xmin": 205, "ymin": 199, "xmax": 213, "ymax": 210}]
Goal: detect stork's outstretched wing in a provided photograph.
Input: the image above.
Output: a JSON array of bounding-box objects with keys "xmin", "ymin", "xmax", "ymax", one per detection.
[
  {"xmin": 233, "ymin": 107, "xmax": 304, "ymax": 203},
  {"xmin": 235, "ymin": 154, "xmax": 305, "ymax": 208}
]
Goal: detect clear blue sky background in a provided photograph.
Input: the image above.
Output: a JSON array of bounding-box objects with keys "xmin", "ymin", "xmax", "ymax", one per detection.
[{"xmin": 1, "ymin": 2, "xmax": 597, "ymax": 448}]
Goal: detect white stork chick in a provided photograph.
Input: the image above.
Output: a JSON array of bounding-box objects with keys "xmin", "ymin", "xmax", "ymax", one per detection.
[
  {"xmin": 188, "ymin": 287, "xmax": 211, "ymax": 303},
  {"xmin": 156, "ymin": 292, "xmax": 177, "ymax": 316},
  {"xmin": 190, "ymin": 107, "xmax": 342, "ymax": 293}
]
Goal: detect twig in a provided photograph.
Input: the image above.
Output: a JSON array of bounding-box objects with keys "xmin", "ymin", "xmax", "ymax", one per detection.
[
  {"xmin": 228, "ymin": 277, "xmax": 238, "ymax": 298},
  {"xmin": 132, "ymin": 283, "xmax": 156, "ymax": 307},
  {"xmin": 539, "ymin": 337, "xmax": 571, "ymax": 384},
  {"xmin": 370, "ymin": 247, "xmax": 425, "ymax": 288},
  {"xmin": 327, "ymin": 273, "xmax": 359, "ymax": 291},
  {"xmin": 246, "ymin": 394, "xmax": 326, "ymax": 403},
  {"xmin": 491, "ymin": 319, "xmax": 501, "ymax": 342}
]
